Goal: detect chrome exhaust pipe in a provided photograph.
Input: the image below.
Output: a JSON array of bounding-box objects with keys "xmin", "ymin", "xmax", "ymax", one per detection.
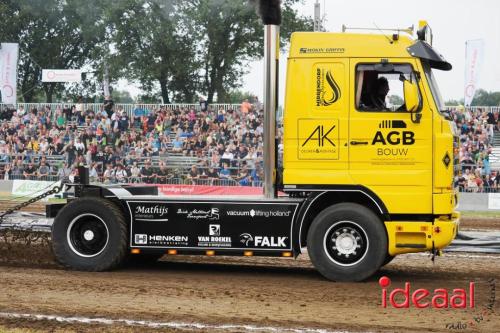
[
  {"xmin": 252, "ymin": 0, "xmax": 281, "ymax": 198},
  {"xmin": 263, "ymin": 24, "xmax": 279, "ymax": 198}
]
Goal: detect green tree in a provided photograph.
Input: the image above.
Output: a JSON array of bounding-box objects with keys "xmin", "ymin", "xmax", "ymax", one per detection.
[
  {"xmin": 113, "ymin": 90, "xmax": 134, "ymax": 103},
  {"xmin": 388, "ymin": 94, "xmax": 403, "ymax": 106},
  {"xmin": 471, "ymin": 89, "xmax": 500, "ymax": 106},
  {"xmin": 109, "ymin": 0, "xmax": 199, "ymax": 104},
  {"xmin": 136, "ymin": 93, "xmax": 163, "ymax": 104},
  {"xmin": 444, "ymin": 98, "xmax": 464, "ymax": 106},
  {"xmin": 61, "ymin": 72, "xmax": 103, "ymax": 103},
  {"xmin": 0, "ymin": 0, "xmax": 109, "ymax": 102},
  {"xmin": 1, "ymin": 0, "xmax": 312, "ymax": 103},
  {"xmin": 226, "ymin": 90, "xmax": 256, "ymax": 104},
  {"xmin": 0, "ymin": 0, "xmax": 42, "ymax": 102},
  {"xmin": 182, "ymin": 0, "xmax": 313, "ymax": 103}
]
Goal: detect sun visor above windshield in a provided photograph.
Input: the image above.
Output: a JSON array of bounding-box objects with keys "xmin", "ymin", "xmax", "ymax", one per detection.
[{"xmin": 407, "ymin": 41, "xmax": 452, "ymax": 71}]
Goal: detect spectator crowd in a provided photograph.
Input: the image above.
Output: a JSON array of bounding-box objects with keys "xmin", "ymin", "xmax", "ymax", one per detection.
[
  {"xmin": 0, "ymin": 97, "xmax": 265, "ymax": 186},
  {"xmin": 451, "ymin": 106, "xmax": 500, "ymax": 192},
  {"xmin": 1, "ymin": 100, "xmax": 500, "ymax": 192}
]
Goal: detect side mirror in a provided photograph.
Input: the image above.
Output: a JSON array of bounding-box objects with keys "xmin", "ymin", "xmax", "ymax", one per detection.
[{"xmin": 403, "ymin": 80, "xmax": 420, "ymax": 112}]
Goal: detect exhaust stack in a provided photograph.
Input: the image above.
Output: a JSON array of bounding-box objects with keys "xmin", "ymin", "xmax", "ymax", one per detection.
[{"xmin": 251, "ymin": 0, "xmax": 281, "ymax": 198}]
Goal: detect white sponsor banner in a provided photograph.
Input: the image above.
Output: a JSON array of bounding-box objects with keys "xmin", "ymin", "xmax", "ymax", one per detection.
[
  {"xmin": 12, "ymin": 180, "xmax": 61, "ymax": 201},
  {"xmin": 488, "ymin": 193, "xmax": 500, "ymax": 210},
  {"xmin": 42, "ymin": 69, "xmax": 81, "ymax": 82},
  {"xmin": 464, "ymin": 39, "xmax": 484, "ymax": 107},
  {"xmin": 0, "ymin": 43, "xmax": 19, "ymax": 104}
]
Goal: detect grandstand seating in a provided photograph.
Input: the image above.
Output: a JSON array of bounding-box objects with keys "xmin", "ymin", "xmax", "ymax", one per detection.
[{"xmin": 0, "ymin": 102, "xmax": 498, "ymax": 191}]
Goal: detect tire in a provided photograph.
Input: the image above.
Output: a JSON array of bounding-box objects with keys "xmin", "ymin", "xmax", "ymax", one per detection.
[
  {"xmin": 307, "ymin": 203, "xmax": 387, "ymax": 282},
  {"xmin": 382, "ymin": 254, "xmax": 395, "ymax": 266},
  {"xmin": 51, "ymin": 197, "xmax": 128, "ymax": 271}
]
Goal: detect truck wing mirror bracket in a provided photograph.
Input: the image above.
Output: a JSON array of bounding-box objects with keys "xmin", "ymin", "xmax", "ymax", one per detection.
[{"xmin": 403, "ymin": 79, "xmax": 423, "ymax": 124}]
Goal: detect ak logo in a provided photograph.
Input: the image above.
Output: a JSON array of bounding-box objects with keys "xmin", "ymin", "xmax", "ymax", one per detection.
[
  {"xmin": 302, "ymin": 125, "xmax": 336, "ymax": 147},
  {"xmin": 316, "ymin": 68, "xmax": 341, "ymax": 107},
  {"xmin": 298, "ymin": 119, "xmax": 339, "ymax": 160}
]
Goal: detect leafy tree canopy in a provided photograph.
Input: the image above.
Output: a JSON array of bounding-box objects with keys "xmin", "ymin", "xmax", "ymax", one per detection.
[{"xmin": 1, "ymin": 0, "xmax": 313, "ymax": 103}]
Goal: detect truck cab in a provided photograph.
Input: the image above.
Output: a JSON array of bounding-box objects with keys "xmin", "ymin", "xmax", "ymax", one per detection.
[{"xmin": 282, "ymin": 23, "xmax": 459, "ymax": 260}]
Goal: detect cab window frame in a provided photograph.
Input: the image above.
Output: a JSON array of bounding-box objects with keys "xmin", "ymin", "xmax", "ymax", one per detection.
[{"xmin": 354, "ymin": 62, "xmax": 421, "ymax": 113}]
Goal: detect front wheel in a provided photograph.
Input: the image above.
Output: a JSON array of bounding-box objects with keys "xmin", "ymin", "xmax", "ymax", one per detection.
[
  {"xmin": 51, "ymin": 197, "xmax": 128, "ymax": 271},
  {"xmin": 307, "ymin": 203, "xmax": 387, "ymax": 282},
  {"xmin": 382, "ymin": 254, "xmax": 395, "ymax": 266}
]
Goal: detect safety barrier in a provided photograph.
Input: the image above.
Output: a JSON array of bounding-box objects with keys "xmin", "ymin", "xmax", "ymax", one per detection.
[
  {"xmin": 444, "ymin": 106, "xmax": 500, "ymax": 113},
  {"xmin": 0, "ymin": 102, "xmax": 242, "ymax": 121},
  {"xmin": 3, "ymin": 103, "xmax": 500, "ymax": 122},
  {"xmin": 0, "ymin": 179, "xmax": 499, "ymax": 210}
]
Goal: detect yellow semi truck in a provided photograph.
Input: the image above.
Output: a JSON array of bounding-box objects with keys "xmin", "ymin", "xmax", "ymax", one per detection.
[
  {"xmin": 46, "ymin": 5, "xmax": 459, "ymax": 281},
  {"xmin": 281, "ymin": 22, "xmax": 459, "ymax": 280}
]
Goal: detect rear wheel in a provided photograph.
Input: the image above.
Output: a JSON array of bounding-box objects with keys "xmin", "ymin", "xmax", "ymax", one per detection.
[
  {"xmin": 51, "ymin": 197, "xmax": 128, "ymax": 271},
  {"xmin": 307, "ymin": 203, "xmax": 387, "ymax": 282}
]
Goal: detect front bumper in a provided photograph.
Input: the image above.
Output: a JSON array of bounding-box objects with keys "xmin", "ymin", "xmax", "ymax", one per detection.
[{"xmin": 385, "ymin": 212, "xmax": 460, "ymax": 256}]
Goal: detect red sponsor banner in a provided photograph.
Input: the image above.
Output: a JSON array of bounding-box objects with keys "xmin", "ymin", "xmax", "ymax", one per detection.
[{"xmin": 156, "ymin": 184, "xmax": 263, "ymax": 196}]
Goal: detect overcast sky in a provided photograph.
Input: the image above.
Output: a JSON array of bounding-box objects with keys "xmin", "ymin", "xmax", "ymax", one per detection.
[{"xmin": 242, "ymin": 0, "xmax": 500, "ymax": 104}]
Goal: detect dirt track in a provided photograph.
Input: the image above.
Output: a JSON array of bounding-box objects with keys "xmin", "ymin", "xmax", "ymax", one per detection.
[
  {"xmin": 0, "ymin": 241, "xmax": 498, "ymax": 333},
  {"xmin": 1, "ymin": 202, "xmax": 499, "ymax": 332}
]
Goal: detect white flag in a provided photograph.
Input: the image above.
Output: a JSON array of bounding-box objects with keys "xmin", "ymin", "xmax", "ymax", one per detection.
[
  {"xmin": 0, "ymin": 43, "xmax": 19, "ymax": 105},
  {"xmin": 464, "ymin": 39, "xmax": 484, "ymax": 107}
]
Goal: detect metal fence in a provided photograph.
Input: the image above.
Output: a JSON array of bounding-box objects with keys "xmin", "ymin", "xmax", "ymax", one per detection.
[
  {"xmin": 0, "ymin": 102, "xmax": 242, "ymax": 121},
  {"xmin": 444, "ymin": 106, "xmax": 500, "ymax": 113},
  {"xmin": 0, "ymin": 174, "xmax": 263, "ymax": 187},
  {"xmin": 1, "ymin": 172, "xmax": 498, "ymax": 192},
  {"xmin": 2, "ymin": 102, "xmax": 500, "ymax": 114}
]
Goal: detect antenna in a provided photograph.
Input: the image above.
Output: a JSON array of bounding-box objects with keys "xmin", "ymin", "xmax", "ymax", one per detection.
[
  {"xmin": 373, "ymin": 22, "xmax": 395, "ymax": 44},
  {"xmin": 342, "ymin": 24, "xmax": 414, "ymax": 36}
]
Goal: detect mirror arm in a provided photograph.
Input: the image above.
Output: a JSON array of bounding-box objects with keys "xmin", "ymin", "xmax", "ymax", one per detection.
[
  {"xmin": 410, "ymin": 96, "xmax": 423, "ymax": 124},
  {"xmin": 410, "ymin": 110, "xmax": 422, "ymax": 124}
]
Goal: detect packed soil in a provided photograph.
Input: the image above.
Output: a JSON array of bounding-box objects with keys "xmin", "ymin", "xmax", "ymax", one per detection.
[
  {"xmin": 0, "ymin": 202, "xmax": 499, "ymax": 332},
  {"xmin": 0, "ymin": 200, "xmax": 47, "ymax": 213},
  {"xmin": 459, "ymin": 216, "xmax": 500, "ymax": 230},
  {"xmin": 0, "ymin": 240, "xmax": 498, "ymax": 333}
]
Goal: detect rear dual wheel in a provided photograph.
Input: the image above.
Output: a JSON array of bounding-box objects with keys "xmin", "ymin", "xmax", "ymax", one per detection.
[{"xmin": 307, "ymin": 203, "xmax": 387, "ymax": 282}]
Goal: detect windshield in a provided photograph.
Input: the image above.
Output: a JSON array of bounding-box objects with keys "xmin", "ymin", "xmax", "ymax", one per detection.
[{"xmin": 423, "ymin": 61, "xmax": 446, "ymax": 113}]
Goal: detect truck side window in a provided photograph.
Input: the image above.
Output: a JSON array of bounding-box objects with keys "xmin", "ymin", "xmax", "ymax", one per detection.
[{"xmin": 356, "ymin": 64, "xmax": 419, "ymax": 112}]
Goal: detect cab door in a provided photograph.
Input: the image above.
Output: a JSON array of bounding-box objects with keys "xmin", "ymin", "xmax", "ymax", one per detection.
[
  {"xmin": 348, "ymin": 59, "xmax": 433, "ymax": 213},
  {"xmin": 283, "ymin": 58, "xmax": 351, "ymax": 185}
]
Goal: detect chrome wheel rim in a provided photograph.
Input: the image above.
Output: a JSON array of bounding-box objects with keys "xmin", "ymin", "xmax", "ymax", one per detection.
[
  {"xmin": 67, "ymin": 214, "xmax": 109, "ymax": 258},
  {"xmin": 323, "ymin": 221, "xmax": 369, "ymax": 266}
]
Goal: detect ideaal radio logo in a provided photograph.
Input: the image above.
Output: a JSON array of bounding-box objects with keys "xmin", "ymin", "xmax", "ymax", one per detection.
[
  {"xmin": 378, "ymin": 276, "xmax": 496, "ymax": 330},
  {"xmin": 315, "ymin": 68, "xmax": 341, "ymax": 107}
]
